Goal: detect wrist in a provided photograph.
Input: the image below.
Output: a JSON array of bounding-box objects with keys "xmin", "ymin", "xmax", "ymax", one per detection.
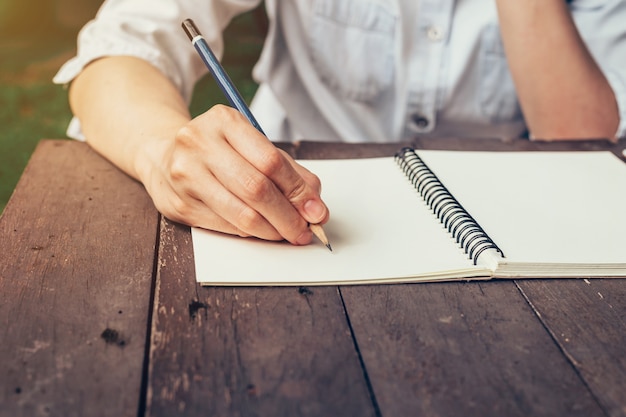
[{"xmin": 133, "ymin": 121, "xmax": 187, "ymax": 192}]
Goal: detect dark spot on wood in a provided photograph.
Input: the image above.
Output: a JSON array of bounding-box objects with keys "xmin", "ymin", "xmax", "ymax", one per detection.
[
  {"xmin": 100, "ymin": 328, "xmax": 127, "ymax": 347},
  {"xmin": 101, "ymin": 328, "xmax": 118, "ymax": 342},
  {"xmin": 246, "ymin": 383, "xmax": 257, "ymax": 397},
  {"xmin": 118, "ymin": 310, "xmax": 123, "ymax": 314},
  {"xmin": 298, "ymin": 286, "xmax": 313, "ymax": 296},
  {"xmin": 15, "ymin": 387, "xmax": 21, "ymax": 394},
  {"xmin": 189, "ymin": 300, "xmax": 208, "ymax": 320},
  {"xmin": 88, "ymin": 197, "xmax": 93, "ymax": 201}
]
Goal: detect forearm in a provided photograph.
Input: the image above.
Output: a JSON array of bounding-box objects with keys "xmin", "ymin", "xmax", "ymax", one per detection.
[
  {"xmin": 69, "ymin": 56, "xmax": 191, "ymax": 182},
  {"xmin": 495, "ymin": 0, "xmax": 619, "ymax": 140}
]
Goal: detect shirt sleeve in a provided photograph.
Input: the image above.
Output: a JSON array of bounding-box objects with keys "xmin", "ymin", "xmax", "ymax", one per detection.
[
  {"xmin": 53, "ymin": 0, "xmax": 261, "ymax": 139},
  {"xmin": 570, "ymin": 0, "xmax": 626, "ymax": 139}
]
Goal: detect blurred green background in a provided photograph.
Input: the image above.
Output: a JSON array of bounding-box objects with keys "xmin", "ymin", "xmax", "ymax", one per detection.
[{"xmin": 0, "ymin": 0, "xmax": 265, "ymax": 214}]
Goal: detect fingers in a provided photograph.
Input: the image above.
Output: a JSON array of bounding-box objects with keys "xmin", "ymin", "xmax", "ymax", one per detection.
[
  {"xmin": 223, "ymin": 119, "xmax": 329, "ymax": 225},
  {"xmin": 204, "ymin": 145, "xmax": 314, "ymax": 244},
  {"xmin": 170, "ymin": 163, "xmax": 276, "ymax": 239},
  {"xmin": 204, "ymin": 107, "xmax": 329, "ymax": 243},
  {"xmin": 163, "ymin": 120, "xmax": 284, "ymax": 241},
  {"xmin": 216, "ymin": 145, "xmax": 326, "ymax": 222}
]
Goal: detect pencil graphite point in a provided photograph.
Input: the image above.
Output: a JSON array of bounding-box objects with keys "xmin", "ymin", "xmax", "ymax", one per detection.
[{"xmin": 309, "ymin": 223, "xmax": 332, "ymax": 252}]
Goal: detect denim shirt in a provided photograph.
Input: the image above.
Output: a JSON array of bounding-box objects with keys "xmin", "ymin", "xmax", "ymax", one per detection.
[{"xmin": 54, "ymin": 0, "xmax": 626, "ymax": 142}]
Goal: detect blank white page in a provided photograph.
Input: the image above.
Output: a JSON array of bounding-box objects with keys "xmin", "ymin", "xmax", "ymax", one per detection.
[{"xmin": 418, "ymin": 150, "xmax": 626, "ymax": 265}]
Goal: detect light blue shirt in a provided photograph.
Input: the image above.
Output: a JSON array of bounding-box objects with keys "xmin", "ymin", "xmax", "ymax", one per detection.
[{"xmin": 54, "ymin": 0, "xmax": 626, "ymax": 142}]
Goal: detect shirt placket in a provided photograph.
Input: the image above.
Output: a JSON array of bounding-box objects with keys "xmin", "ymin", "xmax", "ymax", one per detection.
[{"xmin": 405, "ymin": 0, "xmax": 454, "ymax": 137}]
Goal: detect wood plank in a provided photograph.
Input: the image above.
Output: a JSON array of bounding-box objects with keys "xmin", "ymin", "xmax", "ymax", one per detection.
[
  {"xmin": 295, "ymin": 140, "xmax": 412, "ymax": 160},
  {"xmin": 296, "ymin": 137, "xmax": 625, "ymax": 157},
  {"xmin": 146, "ymin": 218, "xmax": 376, "ymax": 417},
  {"xmin": 0, "ymin": 140, "xmax": 159, "ymax": 417},
  {"xmin": 341, "ymin": 282, "xmax": 604, "ymax": 417},
  {"xmin": 412, "ymin": 136, "xmax": 625, "ymax": 155},
  {"xmin": 517, "ymin": 279, "xmax": 626, "ymax": 417}
]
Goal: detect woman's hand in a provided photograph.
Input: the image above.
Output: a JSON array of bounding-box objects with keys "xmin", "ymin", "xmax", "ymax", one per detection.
[{"xmin": 140, "ymin": 105, "xmax": 328, "ymax": 244}]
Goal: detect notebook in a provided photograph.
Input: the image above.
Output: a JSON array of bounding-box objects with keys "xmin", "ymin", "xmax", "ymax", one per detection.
[{"xmin": 191, "ymin": 148, "xmax": 626, "ymax": 286}]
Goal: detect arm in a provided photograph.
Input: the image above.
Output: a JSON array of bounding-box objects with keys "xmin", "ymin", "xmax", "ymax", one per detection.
[
  {"xmin": 69, "ymin": 56, "xmax": 328, "ymax": 244},
  {"xmin": 495, "ymin": 0, "xmax": 619, "ymax": 140}
]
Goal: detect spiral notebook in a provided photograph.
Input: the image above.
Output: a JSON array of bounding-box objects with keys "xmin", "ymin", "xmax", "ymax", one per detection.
[{"xmin": 192, "ymin": 148, "xmax": 626, "ymax": 286}]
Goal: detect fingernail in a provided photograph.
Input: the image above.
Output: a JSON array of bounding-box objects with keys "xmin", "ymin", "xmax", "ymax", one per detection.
[
  {"xmin": 296, "ymin": 230, "xmax": 313, "ymax": 246},
  {"xmin": 303, "ymin": 200, "xmax": 325, "ymax": 223}
]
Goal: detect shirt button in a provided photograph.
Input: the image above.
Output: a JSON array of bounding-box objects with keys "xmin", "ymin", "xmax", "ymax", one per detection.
[
  {"xmin": 427, "ymin": 26, "xmax": 444, "ymax": 42},
  {"xmin": 412, "ymin": 114, "xmax": 430, "ymax": 128}
]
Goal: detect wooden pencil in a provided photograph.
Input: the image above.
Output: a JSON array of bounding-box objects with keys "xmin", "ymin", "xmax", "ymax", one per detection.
[{"xmin": 309, "ymin": 223, "xmax": 332, "ymax": 252}]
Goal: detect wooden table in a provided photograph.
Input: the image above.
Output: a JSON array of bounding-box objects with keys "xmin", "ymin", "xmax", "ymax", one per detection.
[{"xmin": 1, "ymin": 138, "xmax": 625, "ymax": 417}]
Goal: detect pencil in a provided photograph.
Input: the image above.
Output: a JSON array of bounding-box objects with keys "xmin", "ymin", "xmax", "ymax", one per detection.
[
  {"xmin": 182, "ymin": 19, "xmax": 265, "ymax": 134},
  {"xmin": 182, "ymin": 19, "xmax": 331, "ymax": 251},
  {"xmin": 309, "ymin": 223, "xmax": 332, "ymax": 252}
]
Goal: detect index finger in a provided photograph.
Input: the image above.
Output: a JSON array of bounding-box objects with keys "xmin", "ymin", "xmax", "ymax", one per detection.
[{"xmin": 232, "ymin": 137, "xmax": 329, "ymax": 225}]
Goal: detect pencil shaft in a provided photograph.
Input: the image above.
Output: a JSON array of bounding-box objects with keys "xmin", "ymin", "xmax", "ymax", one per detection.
[
  {"xmin": 310, "ymin": 224, "xmax": 332, "ymax": 252},
  {"xmin": 182, "ymin": 19, "xmax": 265, "ymax": 134}
]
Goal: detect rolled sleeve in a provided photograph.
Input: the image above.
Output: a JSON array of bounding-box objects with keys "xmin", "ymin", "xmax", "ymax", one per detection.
[
  {"xmin": 53, "ymin": 0, "xmax": 261, "ymax": 139},
  {"xmin": 53, "ymin": 22, "xmax": 186, "ymax": 97}
]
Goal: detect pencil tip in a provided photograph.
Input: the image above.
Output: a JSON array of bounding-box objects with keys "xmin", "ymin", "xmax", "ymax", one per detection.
[{"xmin": 309, "ymin": 223, "xmax": 332, "ymax": 252}]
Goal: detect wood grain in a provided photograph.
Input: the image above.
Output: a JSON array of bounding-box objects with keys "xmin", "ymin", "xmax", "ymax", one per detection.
[
  {"xmin": 146, "ymin": 218, "xmax": 376, "ymax": 417},
  {"xmin": 517, "ymin": 279, "xmax": 626, "ymax": 417},
  {"xmin": 0, "ymin": 140, "xmax": 159, "ymax": 417},
  {"xmin": 341, "ymin": 282, "xmax": 603, "ymax": 417}
]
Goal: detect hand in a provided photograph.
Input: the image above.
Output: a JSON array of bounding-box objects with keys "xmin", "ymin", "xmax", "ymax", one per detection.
[{"xmin": 140, "ymin": 104, "xmax": 329, "ymax": 245}]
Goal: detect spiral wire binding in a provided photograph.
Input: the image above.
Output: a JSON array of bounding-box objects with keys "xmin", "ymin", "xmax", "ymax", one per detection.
[{"xmin": 395, "ymin": 148, "xmax": 504, "ymax": 265}]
